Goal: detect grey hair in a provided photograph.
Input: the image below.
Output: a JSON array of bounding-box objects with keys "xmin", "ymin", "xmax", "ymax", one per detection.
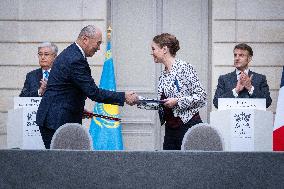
[
  {"xmin": 38, "ymin": 42, "xmax": 58, "ymax": 55},
  {"xmin": 78, "ymin": 25, "xmax": 98, "ymax": 38}
]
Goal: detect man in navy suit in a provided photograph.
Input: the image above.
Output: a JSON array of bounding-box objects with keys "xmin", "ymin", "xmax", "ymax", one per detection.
[
  {"xmin": 36, "ymin": 25, "xmax": 138, "ymax": 149},
  {"xmin": 20, "ymin": 42, "xmax": 58, "ymax": 97},
  {"xmin": 213, "ymin": 43, "xmax": 272, "ymax": 109}
]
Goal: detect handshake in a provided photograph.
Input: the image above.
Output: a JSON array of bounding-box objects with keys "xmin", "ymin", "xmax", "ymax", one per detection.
[{"xmin": 125, "ymin": 91, "xmax": 140, "ymax": 106}]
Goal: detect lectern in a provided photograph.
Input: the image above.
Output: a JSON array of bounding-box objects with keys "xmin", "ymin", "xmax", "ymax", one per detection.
[
  {"xmin": 7, "ymin": 97, "xmax": 44, "ymax": 149},
  {"xmin": 210, "ymin": 98, "xmax": 273, "ymax": 151}
]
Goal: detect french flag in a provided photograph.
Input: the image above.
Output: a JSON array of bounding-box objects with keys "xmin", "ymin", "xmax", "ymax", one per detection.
[{"xmin": 273, "ymin": 67, "xmax": 284, "ymax": 151}]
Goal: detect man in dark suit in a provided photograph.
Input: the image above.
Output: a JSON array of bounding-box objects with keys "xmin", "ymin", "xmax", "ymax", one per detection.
[
  {"xmin": 20, "ymin": 42, "xmax": 58, "ymax": 97},
  {"xmin": 213, "ymin": 43, "xmax": 272, "ymax": 109},
  {"xmin": 36, "ymin": 25, "xmax": 138, "ymax": 149}
]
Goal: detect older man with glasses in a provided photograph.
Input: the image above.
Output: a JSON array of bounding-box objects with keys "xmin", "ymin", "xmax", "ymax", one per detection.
[
  {"xmin": 19, "ymin": 42, "xmax": 58, "ymax": 97},
  {"xmin": 36, "ymin": 25, "xmax": 138, "ymax": 149}
]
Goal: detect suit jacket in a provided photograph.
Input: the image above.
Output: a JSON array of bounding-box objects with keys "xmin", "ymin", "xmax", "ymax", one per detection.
[
  {"xmin": 19, "ymin": 68, "xmax": 42, "ymax": 97},
  {"xmin": 36, "ymin": 43, "xmax": 125, "ymax": 130},
  {"xmin": 213, "ymin": 70, "xmax": 272, "ymax": 108}
]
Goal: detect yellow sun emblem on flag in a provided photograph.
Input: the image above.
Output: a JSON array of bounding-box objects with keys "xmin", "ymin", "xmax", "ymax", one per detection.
[{"xmin": 93, "ymin": 103, "xmax": 120, "ymax": 129}]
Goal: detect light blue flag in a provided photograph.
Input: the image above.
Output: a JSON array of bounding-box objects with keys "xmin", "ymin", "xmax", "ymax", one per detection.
[{"xmin": 89, "ymin": 40, "xmax": 124, "ymax": 150}]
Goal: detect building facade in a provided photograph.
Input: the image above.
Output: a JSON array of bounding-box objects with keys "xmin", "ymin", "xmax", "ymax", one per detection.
[{"xmin": 0, "ymin": 0, "xmax": 283, "ymax": 150}]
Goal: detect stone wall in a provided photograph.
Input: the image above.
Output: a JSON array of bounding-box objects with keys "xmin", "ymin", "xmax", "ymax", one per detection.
[
  {"xmin": 211, "ymin": 0, "xmax": 284, "ymax": 112},
  {"xmin": 0, "ymin": 0, "xmax": 107, "ymax": 148}
]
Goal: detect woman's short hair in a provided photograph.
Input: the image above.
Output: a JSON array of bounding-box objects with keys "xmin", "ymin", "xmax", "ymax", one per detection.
[{"xmin": 153, "ymin": 33, "xmax": 180, "ymax": 56}]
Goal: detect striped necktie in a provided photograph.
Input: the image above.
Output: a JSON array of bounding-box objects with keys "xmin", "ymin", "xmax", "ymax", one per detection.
[{"xmin": 44, "ymin": 70, "xmax": 49, "ymax": 80}]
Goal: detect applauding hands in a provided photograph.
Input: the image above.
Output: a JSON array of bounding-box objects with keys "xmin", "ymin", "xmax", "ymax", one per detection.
[
  {"xmin": 38, "ymin": 78, "xmax": 48, "ymax": 96},
  {"xmin": 236, "ymin": 72, "xmax": 253, "ymax": 94}
]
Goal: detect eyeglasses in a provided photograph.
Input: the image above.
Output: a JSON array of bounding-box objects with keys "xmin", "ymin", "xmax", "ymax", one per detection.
[{"xmin": 38, "ymin": 53, "xmax": 54, "ymax": 57}]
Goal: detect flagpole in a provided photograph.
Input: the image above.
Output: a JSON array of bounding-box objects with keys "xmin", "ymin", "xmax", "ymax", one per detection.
[{"xmin": 107, "ymin": 26, "xmax": 112, "ymax": 40}]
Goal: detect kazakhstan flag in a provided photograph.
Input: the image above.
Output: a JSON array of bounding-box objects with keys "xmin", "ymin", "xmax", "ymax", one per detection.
[{"xmin": 89, "ymin": 37, "xmax": 123, "ymax": 150}]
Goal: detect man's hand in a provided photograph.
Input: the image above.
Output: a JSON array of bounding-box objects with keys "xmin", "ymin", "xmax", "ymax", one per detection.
[
  {"xmin": 235, "ymin": 79, "xmax": 244, "ymax": 94},
  {"xmin": 243, "ymin": 74, "xmax": 253, "ymax": 91},
  {"xmin": 240, "ymin": 72, "xmax": 253, "ymax": 91},
  {"xmin": 38, "ymin": 79, "xmax": 48, "ymax": 96},
  {"xmin": 125, "ymin": 91, "xmax": 139, "ymax": 106}
]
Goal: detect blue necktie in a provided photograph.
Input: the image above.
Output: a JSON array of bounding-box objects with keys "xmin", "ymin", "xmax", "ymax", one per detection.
[{"xmin": 44, "ymin": 70, "xmax": 49, "ymax": 80}]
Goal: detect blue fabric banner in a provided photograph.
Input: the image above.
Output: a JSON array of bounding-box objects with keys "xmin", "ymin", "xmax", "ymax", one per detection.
[{"xmin": 89, "ymin": 40, "xmax": 123, "ymax": 150}]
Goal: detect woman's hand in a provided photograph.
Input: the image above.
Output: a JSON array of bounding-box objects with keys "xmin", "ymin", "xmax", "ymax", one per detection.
[{"xmin": 163, "ymin": 98, "xmax": 178, "ymax": 108}]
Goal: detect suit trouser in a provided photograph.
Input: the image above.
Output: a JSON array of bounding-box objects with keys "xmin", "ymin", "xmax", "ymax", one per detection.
[{"xmin": 39, "ymin": 126, "xmax": 56, "ymax": 149}]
